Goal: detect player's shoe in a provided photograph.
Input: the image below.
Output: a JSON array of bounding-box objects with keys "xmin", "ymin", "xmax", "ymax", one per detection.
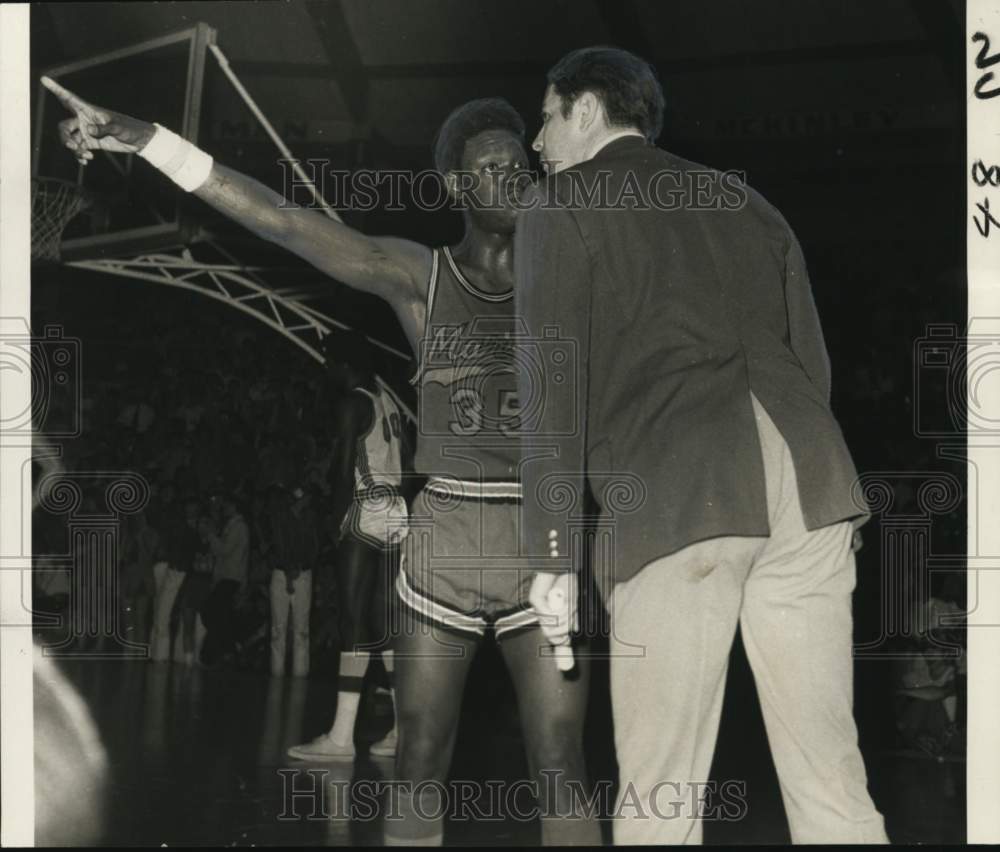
[
  {"xmin": 287, "ymin": 733, "xmax": 355, "ymax": 762},
  {"xmin": 369, "ymin": 727, "xmax": 397, "ymax": 758}
]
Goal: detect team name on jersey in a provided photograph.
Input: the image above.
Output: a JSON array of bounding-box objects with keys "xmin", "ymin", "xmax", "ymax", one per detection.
[{"xmin": 424, "ymin": 323, "xmax": 517, "ymax": 363}]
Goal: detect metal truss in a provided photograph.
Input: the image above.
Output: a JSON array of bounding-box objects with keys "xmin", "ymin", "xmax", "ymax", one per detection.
[{"xmin": 66, "ymin": 246, "xmax": 417, "ymax": 422}]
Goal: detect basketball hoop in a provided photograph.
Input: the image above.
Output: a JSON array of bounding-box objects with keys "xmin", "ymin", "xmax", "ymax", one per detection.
[{"xmin": 31, "ymin": 177, "xmax": 91, "ymax": 263}]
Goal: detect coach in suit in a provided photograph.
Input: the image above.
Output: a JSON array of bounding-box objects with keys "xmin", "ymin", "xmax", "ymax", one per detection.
[{"xmin": 515, "ymin": 47, "xmax": 888, "ymax": 844}]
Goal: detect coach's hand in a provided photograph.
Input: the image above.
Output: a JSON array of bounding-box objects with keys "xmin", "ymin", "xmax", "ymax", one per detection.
[
  {"xmin": 529, "ymin": 571, "xmax": 579, "ymax": 649},
  {"xmin": 42, "ymin": 76, "xmax": 156, "ymax": 165}
]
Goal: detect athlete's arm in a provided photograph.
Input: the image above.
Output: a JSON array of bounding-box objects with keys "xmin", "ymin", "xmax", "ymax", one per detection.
[
  {"xmin": 327, "ymin": 392, "xmax": 374, "ymax": 531},
  {"xmin": 43, "ymin": 77, "xmax": 431, "ymax": 340},
  {"xmin": 197, "ymin": 165, "xmax": 430, "ymax": 323}
]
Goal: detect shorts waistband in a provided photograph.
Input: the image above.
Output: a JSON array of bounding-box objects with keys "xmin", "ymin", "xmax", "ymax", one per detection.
[{"xmin": 425, "ymin": 477, "xmax": 522, "ymax": 502}]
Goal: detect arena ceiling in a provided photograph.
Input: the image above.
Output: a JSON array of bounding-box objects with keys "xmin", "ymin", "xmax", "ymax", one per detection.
[{"xmin": 33, "ymin": 0, "xmax": 963, "ymax": 157}]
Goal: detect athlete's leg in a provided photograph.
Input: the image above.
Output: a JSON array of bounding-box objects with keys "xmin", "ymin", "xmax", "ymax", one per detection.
[
  {"xmin": 388, "ymin": 612, "xmax": 480, "ymax": 845},
  {"xmin": 367, "ymin": 541, "xmax": 397, "ymax": 654},
  {"xmin": 370, "ymin": 546, "xmax": 400, "ymax": 755},
  {"xmin": 370, "ymin": 647, "xmax": 398, "ymax": 756},
  {"xmin": 328, "ymin": 536, "xmax": 379, "ymax": 744},
  {"xmin": 287, "ymin": 536, "xmax": 380, "ymax": 759},
  {"xmin": 499, "ymin": 629, "xmax": 602, "ymax": 845}
]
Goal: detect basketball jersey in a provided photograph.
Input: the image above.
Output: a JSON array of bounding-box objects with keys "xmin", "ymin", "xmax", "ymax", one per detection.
[
  {"xmin": 353, "ymin": 385, "xmax": 404, "ymax": 493},
  {"xmin": 412, "ymin": 247, "xmax": 521, "ymax": 496},
  {"xmin": 344, "ymin": 385, "xmax": 407, "ymax": 548}
]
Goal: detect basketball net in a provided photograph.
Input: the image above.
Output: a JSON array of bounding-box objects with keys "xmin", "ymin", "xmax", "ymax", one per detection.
[{"xmin": 31, "ymin": 177, "xmax": 90, "ymax": 263}]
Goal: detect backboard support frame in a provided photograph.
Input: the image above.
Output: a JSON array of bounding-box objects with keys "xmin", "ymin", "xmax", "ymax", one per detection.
[
  {"xmin": 33, "ymin": 23, "xmax": 216, "ymax": 258},
  {"xmin": 64, "ymin": 245, "xmax": 416, "ymax": 422}
]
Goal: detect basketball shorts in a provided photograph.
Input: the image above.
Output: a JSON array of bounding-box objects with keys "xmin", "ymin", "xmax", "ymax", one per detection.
[
  {"xmin": 340, "ymin": 487, "xmax": 408, "ymax": 550},
  {"xmin": 396, "ymin": 483, "xmax": 539, "ymax": 638}
]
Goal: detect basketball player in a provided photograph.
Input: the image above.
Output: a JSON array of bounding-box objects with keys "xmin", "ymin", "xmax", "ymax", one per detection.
[
  {"xmin": 46, "ymin": 81, "xmax": 600, "ymax": 844},
  {"xmin": 288, "ymin": 333, "xmax": 406, "ymax": 760}
]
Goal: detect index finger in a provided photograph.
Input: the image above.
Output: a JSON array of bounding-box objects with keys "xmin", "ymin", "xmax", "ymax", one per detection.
[{"xmin": 41, "ymin": 76, "xmax": 88, "ymax": 113}]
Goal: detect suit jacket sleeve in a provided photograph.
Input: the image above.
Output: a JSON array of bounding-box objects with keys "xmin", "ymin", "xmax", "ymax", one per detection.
[
  {"xmin": 514, "ymin": 196, "xmax": 592, "ymax": 572},
  {"xmin": 784, "ymin": 230, "xmax": 832, "ymax": 403}
]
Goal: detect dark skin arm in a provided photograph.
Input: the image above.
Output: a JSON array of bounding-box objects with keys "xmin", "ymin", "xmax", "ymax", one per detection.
[
  {"xmin": 327, "ymin": 391, "xmax": 375, "ymax": 532},
  {"xmin": 42, "ymin": 76, "xmax": 430, "ymax": 351}
]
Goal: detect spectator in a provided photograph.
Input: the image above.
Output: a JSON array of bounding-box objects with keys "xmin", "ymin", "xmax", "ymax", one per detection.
[
  {"xmin": 892, "ymin": 571, "xmax": 965, "ymax": 757},
  {"xmin": 268, "ymin": 485, "xmax": 319, "ymax": 677},
  {"xmin": 175, "ymin": 515, "xmax": 215, "ymax": 666},
  {"xmin": 201, "ymin": 492, "xmax": 250, "ymax": 666},
  {"xmin": 119, "ymin": 509, "xmax": 160, "ymax": 651},
  {"xmin": 149, "ymin": 499, "xmax": 201, "ymax": 662}
]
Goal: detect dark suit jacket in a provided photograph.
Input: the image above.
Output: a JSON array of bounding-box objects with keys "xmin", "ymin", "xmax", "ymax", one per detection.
[{"xmin": 514, "ymin": 135, "xmax": 866, "ymax": 584}]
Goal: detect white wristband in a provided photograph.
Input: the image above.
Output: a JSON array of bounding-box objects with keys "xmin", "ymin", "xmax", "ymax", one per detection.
[{"xmin": 138, "ymin": 123, "xmax": 213, "ymax": 192}]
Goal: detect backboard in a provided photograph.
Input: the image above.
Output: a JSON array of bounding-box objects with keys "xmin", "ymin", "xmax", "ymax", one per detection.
[{"xmin": 33, "ymin": 23, "xmax": 215, "ymax": 260}]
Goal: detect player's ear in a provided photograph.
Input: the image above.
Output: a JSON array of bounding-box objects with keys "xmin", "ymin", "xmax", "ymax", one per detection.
[{"xmin": 577, "ymin": 91, "xmax": 601, "ymax": 132}]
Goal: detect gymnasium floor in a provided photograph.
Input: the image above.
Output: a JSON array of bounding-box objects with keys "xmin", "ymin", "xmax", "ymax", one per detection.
[{"xmin": 49, "ymin": 633, "xmax": 964, "ymax": 846}]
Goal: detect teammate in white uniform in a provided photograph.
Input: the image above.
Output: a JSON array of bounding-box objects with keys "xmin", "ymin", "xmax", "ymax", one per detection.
[{"xmin": 289, "ymin": 335, "xmax": 407, "ymax": 761}]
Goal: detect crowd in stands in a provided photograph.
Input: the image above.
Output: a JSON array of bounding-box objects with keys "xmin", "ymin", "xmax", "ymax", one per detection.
[{"xmin": 31, "ymin": 304, "xmax": 396, "ymax": 677}]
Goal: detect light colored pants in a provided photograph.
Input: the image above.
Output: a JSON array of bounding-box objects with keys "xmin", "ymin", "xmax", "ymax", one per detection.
[
  {"xmin": 149, "ymin": 563, "xmax": 185, "ymax": 662},
  {"xmin": 270, "ymin": 569, "xmax": 312, "ymax": 677},
  {"xmin": 608, "ymin": 395, "xmax": 888, "ymax": 845},
  {"xmin": 172, "ymin": 612, "xmax": 207, "ymax": 663}
]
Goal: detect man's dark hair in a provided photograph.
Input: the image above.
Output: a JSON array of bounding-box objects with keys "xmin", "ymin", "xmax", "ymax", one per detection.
[
  {"xmin": 547, "ymin": 46, "xmax": 665, "ymax": 142},
  {"xmin": 433, "ymin": 97, "xmax": 526, "ymax": 174}
]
